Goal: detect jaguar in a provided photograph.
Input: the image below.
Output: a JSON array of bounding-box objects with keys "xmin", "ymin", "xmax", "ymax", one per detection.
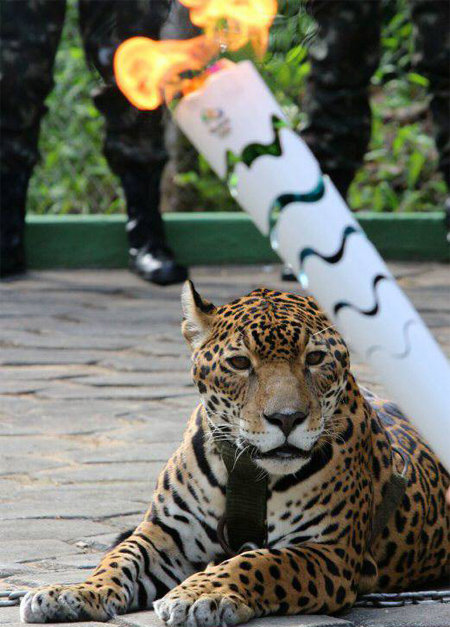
[{"xmin": 21, "ymin": 282, "xmax": 450, "ymax": 625}]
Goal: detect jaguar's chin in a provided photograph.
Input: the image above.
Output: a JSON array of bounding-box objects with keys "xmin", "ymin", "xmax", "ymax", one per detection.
[
  {"xmin": 253, "ymin": 444, "xmax": 312, "ymax": 476},
  {"xmin": 254, "ymin": 453, "xmax": 311, "ymax": 476}
]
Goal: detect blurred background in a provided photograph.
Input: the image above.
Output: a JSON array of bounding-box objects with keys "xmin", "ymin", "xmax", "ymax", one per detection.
[{"xmin": 28, "ymin": 0, "xmax": 447, "ymax": 217}]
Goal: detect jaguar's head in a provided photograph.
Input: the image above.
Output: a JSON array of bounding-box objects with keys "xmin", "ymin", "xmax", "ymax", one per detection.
[{"xmin": 182, "ymin": 281, "xmax": 350, "ymax": 475}]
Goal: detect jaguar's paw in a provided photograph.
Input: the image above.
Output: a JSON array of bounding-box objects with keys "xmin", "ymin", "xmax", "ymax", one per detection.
[
  {"xmin": 20, "ymin": 585, "xmax": 112, "ymax": 623},
  {"xmin": 154, "ymin": 589, "xmax": 253, "ymax": 627}
]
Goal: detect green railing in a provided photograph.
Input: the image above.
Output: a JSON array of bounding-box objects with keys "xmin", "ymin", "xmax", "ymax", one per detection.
[{"xmin": 25, "ymin": 211, "xmax": 449, "ymax": 268}]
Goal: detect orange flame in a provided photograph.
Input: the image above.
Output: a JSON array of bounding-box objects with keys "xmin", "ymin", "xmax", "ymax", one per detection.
[
  {"xmin": 114, "ymin": 0, "xmax": 277, "ymax": 109},
  {"xmin": 180, "ymin": 0, "xmax": 277, "ymax": 57},
  {"xmin": 114, "ymin": 35, "xmax": 218, "ymax": 110}
]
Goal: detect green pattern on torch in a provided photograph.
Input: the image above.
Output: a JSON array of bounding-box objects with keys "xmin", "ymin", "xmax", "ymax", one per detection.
[
  {"xmin": 226, "ymin": 115, "xmax": 288, "ymax": 192},
  {"xmin": 226, "ymin": 114, "xmax": 325, "ymax": 229},
  {"xmin": 223, "ymin": 112, "xmax": 326, "ymax": 288},
  {"xmin": 268, "ymin": 178, "xmax": 325, "ymax": 237}
]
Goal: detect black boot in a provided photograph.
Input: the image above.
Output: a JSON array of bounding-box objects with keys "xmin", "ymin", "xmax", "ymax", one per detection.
[
  {"xmin": 0, "ymin": 168, "xmax": 30, "ymax": 279},
  {"xmin": 129, "ymin": 243, "xmax": 188, "ymax": 286},
  {"xmin": 119, "ymin": 168, "xmax": 188, "ymax": 286}
]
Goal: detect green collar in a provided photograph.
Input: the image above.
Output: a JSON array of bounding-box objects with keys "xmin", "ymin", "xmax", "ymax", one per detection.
[
  {"xmin": 369, "ymin": 447, "xmax": 409, "ymax": 544},
  {"xmin": 215, "ymin": 440, "xmax": 268, "ymax": 556}
]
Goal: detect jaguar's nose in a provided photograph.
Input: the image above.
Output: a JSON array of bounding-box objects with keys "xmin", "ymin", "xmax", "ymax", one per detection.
[{"xmin": 264, "ymin": 410, "xmax": 309, "ymax": 437}]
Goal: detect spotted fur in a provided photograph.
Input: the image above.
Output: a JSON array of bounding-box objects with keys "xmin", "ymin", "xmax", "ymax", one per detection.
[{"xmin": 21, "ymin": 284, "xmax": 450, "ymax": 625}]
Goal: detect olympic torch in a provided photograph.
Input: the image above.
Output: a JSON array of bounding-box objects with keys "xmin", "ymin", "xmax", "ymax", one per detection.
[{"xmin": 114, "ymin": 0, "xmax": 450, "ymax": 470}]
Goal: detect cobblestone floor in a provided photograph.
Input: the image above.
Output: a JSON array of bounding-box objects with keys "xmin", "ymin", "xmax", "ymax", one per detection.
[{"xmin": 1, "ymin": 264, "xmax": 449, "ymax": 627}]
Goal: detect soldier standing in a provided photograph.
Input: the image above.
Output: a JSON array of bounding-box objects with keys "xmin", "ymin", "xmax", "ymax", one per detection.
[
  {"xmin": 302, "ymin": 0, "xmax": 449, "ymax": 198},
  {"xmin": 0, "ymin": 0, "xmax": 188, "ymax": 285}
]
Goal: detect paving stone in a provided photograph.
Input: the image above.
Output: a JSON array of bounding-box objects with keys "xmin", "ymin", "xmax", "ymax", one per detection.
[
  {"xmin": 0, "ymin": 495, "xmax": 145, "ymax": 521},
  {"xmin": 0, "ymin": 615, "xmax": 107, "ymax": 627},
  {"xmin": 0, "ymin": 396, "xmax": 132, "ymax": 420},
  {"xmin": 0, "ymin": 564, "xmax": 39, "ymax": 579},
  {"xmin": 0, "ymin": 456, "xmax": 65, "ymax": 476},
  {"xmin": 98, "ymin": 354, "xmax": 190, "ymax": 373},
  {"xmin": 0, "ymin": 435, "xmax": 89, "ymax": 458},
  {"xmin": 0, "ymin": 302, "xmax": 85, "ymax": 318},
  {"xmin": 344, "ymin": 604, "xmax": 450, "ymax": 627},
  {"xmin": 0, "ymin": 349, "xmax": 111, "ymax": 366},
  {"xmin": 419, "ymin": 312, "xmax": 450, "ymax": 329},
  {"xmin": 132, "ymin": 341, "xmax": 189, "ymax": 358},
  {"xmin": 74, "ymin": 442, "xmax": 178, "ymax": 464},
  {"xmin": 112, "ymin": 612, "xmax": 353, "ymax": 627},
  {"xmin": 73, "ymin": 532, "xmax": 119, "ymax": 552},
  {"xmin": 5, "ymin": 569, "xmax": 88, "ymax": 588},
  {"xmin": 101, "ymin": 513, "xmax": 144, "ymax": 531},
  {"xmin": 36, "ymin": 384, "xmax": 196, "ymax": 401},
  {"xmin": 0, "ymin": 365, "xmax": 94, "ymax": 381},
  {"xmin": 34, "ymin": 460, "xmax": 164, "ymax": 484},
  {"xmin": 111, "ymin": 613, "xmax": 163, "ymax": 627},
  {"xmin": 0, "ymin": 519, "xmax": 115, "ymax": 542},
  {"xmin": 0, "ymin": 400, "xmax": 143, "ymax": 435},
  {"xmin": 1, "ymin": 317, "xmax": 152, "ymax": 338},
  {"xmin": 40, "ymin": 554, "xmax": 102, "ymax": 570},
  {"xmin": 116, "ymin": 423, "xmax": 186, "ymax": 443},
  {"xmin": 0, "ymin": 540, "xmax": 81, "ymax": 564},
  {"xmin": 10, "ymin": 482, "xmax": 150, "ymax": 500},
  {"xmin": 244, "ymin": 617, "xmax": 353, "ymax": 627},
  {"xmin": 0, "ymin": 433, "xmax": 177, "ymax": 469},
  {"xmin": 71, "ymin": 372, "xmax": 191, "ymax": 387},
  {"xmin": 0, "ymin": 381, "xmax": 48, "ymax": 395},
  {"xmin": 0, "ymin": 480, "xmax": 30, "ymax": 500},
  {"xmin": 0, "ymin": 604, "xmax": 24, "ymax": 625},
  {"xmin": 0, "ymin": 329, "xmax": 130, "ymax": 351}
]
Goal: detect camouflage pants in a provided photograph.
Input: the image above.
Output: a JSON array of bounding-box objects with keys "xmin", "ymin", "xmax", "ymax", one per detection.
[
  {"xmin": 303, "ymin": 0, "xmax": 450, "ymax": 195},
  {"xmin": 0, "ymin": 0, "xmax": 173, "ymax": 177}
]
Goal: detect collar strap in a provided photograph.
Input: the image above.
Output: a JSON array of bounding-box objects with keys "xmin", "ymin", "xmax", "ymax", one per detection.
[
  {"xmin": 215, "ymin": 440, "xmax": 268, "ymax": 556},
  {"xmin": 369, "ymin": 446, "xmax": 409, "ymax": 544}
]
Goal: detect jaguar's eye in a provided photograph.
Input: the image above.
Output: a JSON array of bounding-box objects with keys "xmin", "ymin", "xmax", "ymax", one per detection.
[
  {"xmin": 227, "ymin": 355, "xmax": 252, "ymax": 370},
  {"xmin": 305, "ymin": 351, "xmax": 326, "ymax": 366}
]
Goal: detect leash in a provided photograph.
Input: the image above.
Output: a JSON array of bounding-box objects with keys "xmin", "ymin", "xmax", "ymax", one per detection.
[
  {"xmin": 354, "ymin": 589, "xmax": 450, "ymax": 608},
  {"xmin": 0, "ymin": 590, "xmax": 28, "ymax": 607}
]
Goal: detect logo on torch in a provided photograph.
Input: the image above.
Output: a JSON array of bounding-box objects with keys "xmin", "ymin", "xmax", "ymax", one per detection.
[{"xmin": 201, "ymin": 108, "xmax": 231, "ymax": 137}]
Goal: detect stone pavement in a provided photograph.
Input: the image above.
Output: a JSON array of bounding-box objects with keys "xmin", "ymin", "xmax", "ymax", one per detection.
[{"xmin": 1, "ymin": 264, "xmax": 449, "ymax": 627}]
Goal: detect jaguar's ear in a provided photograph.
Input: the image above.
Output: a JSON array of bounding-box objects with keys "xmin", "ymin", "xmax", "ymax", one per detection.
[{"xmin": 181, "ymin": 280, "xmax": 216, "ymax": 349}]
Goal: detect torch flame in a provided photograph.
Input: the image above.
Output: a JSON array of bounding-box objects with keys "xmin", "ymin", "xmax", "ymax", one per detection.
[
  {"xmin": 114, "ymin": 0, "xmax": 277, "ymax": 109},
  {"xmin": 180, "ymin": 0, "xmax": 277, "ymax": 57},
  {"xmin": 114, "ymin": 35, "xmax": 218, "ymax": 110}
]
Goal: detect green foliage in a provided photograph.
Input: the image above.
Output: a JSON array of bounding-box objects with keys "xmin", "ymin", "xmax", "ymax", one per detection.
[
  {"xmin": 349, "ymin": 0, "xmax": 446, "ymax": 212},
  {"xmin": 29, "ymin": 0, "xmax": 446, "ymax": 215}
]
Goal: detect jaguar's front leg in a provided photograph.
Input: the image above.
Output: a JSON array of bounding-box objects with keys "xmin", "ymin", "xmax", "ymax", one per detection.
[
  {"xmin": 154, "ymin": 543, "xmax": 357, "ymax": 626},
  {"xmin": 20, "ymin": 521, "xmax": 194, "ymax": 623}
]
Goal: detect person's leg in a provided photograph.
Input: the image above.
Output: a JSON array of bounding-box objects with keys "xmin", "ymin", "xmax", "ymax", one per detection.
[
  {"xmin": 159, "ymin": 1, "xmax": 202, "ymax": 214},
  {"xmin": 79, "ymin": 0, "xmax": 187, "ymax": 285},
  {"xmin": 302, "ymin": 0, "xmax": 381, "ymax": 198},
  {"xmin": 0, "ymin": 0, "xmax": 66, "ymax": 277},
  {"xmin": 410, "ymin": 0, "xmax": 449, "ymax": 188}
]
